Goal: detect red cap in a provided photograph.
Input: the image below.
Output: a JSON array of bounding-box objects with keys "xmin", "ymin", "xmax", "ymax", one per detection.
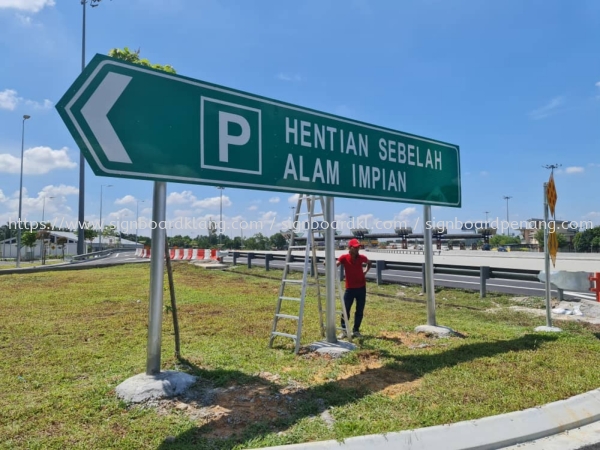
[{"xmin": 348, "ymin": 238, "xmax": 361, "ymax": 248}]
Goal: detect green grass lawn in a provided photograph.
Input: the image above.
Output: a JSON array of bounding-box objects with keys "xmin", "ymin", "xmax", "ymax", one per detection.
[
  {"xmin": 0, "ymin": 259, "xmax": 65, "ymax": 269},
  {"xmin": 1, "ymin": 263, "xmax": 599, "ymax": 449}
]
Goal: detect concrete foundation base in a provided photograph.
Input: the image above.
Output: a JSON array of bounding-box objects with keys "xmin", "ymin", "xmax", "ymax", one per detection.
[
  {"xmin": 308, "ymin": 340, "xmax": 357, "ymax": 357},
  {"xmin": 415, "ymin": 325, "xmax": 456, "ymax": 338},
  {"xmin": 534, "ymin": 325, "xmax": 563, "ymax": 333},
  {"xmin": 115, "ymin": 370, "xmax": 197, "ymax": 404},
  {"xmin": 191, "ymin": 262, "xmax": 228, "ymax": 270}
]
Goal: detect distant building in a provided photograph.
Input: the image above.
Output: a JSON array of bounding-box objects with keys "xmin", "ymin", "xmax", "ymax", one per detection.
[
  {"xmin": 519, "ymin": 218, "xmax": 579, "ymax": 247},
  {"xmin": 0, "ymin": 230, "xmax": 142, "ymax": 259}
]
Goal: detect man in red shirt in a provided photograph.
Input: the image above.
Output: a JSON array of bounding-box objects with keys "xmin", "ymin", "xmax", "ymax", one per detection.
[{"xmin": 336, "ymin": 238, "xmax": 372, "ymax": 338}]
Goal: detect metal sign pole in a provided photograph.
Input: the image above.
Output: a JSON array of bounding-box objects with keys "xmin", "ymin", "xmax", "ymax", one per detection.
[
  {"xmin": 146, "ymin": 181, "xmax": 167, "ymax": 375},
  {"xmin": 543, "ymin": 182, "xmax": 553, "ymax": 328},
  {"xmin": 324, "ymin": 196, "xmax": 337, "ymax": 343},
  {"xmin": 423, "ymin": 205, "xmax": 436, "ymax": 326}
]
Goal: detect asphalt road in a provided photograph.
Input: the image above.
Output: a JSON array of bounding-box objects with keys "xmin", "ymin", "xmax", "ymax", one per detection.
[
  {"xmin": 5, "ymin": 251, "xmax": 594, "ymax": 301},
  {"xmin": 222, "ymin": 256, "xmax": 592, "ymax": 300}
]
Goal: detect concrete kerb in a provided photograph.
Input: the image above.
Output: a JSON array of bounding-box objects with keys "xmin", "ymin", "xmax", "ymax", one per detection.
[{"xmin": 253, "ymin": 388, "xmax": 600, "ymax": 450}]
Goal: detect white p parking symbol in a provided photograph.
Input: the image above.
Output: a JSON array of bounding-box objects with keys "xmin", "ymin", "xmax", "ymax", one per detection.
[
  {"xmin": 219, "ymin": 111, "xmax": 250, "ymax": 163},
  {"xmin": 201, "ymin": 96, "xmax": 262, "ymax": 175}
]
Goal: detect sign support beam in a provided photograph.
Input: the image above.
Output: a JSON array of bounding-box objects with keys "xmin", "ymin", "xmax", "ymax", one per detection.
[
  {"xmin": 324, "ymin": 196, "xmax": 337, "ymax": 343},
  {"xmin": 543, "ymin": 183, "xmax": 554, "ymax": 328},
  {"xmin": 423, "ymin": 205, "xmax": 436, "ymax": 326},
  {"xmin": 146, "ymin": 181, "xmax": 167, "ymax": 375}
]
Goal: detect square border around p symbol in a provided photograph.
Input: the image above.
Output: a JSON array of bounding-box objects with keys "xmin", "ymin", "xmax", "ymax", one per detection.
[{"xmin": 200, "ymin": 96, "xmax": 262, "ymax": 175}]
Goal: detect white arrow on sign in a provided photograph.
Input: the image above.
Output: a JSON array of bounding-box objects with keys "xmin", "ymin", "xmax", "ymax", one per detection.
[{"xmin": 81, "ymin": 72, "xmax": 133, "ymax": 164}]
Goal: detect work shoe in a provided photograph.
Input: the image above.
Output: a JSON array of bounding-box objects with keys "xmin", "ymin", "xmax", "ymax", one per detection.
[{"xmin": 352, "ymin": 331, "xmax": 363, "ymax": 338}]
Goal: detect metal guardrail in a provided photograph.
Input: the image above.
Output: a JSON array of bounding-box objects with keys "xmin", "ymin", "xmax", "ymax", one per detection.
[
  {"xmin": 68, "ymin": 247, "xmax": 135, "ymax": 263},
  {"xmin": 368, "ymin": 248, "xmax": 442, "ymax": 256},
  {"xmin": 228, "ymin": 251, "xmax": 541, "ymax": 298}
]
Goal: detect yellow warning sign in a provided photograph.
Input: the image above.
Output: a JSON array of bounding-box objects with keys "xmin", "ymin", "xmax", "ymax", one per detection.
[
  {"xmin": 547, "ymin": 173, "xmax": 557, "ymax": 217},
  {"xmin": 548, "ymin": 229, "xmax": 558, "ymax": 267}
]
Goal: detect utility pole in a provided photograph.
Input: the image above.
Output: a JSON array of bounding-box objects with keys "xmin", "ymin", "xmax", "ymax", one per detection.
[
  {"xmin": 136, "ymin": 199, "xmax": 145, "ymax": 246},
  {"xmin": 216, "ymin": 187, "xmax": 224, "ymax": 247},
  {"xmin": 78, "ymin": 0, "xmax": 107, "ymax": 255},
  {"xmin": 484, "ymin": 211, "xmax": 490, "ymax": 225},
  {"xmin": 16, "ymin": 114, "xmax": 31, "ymax": 268},
  {"xmin": 502, "ymin": 196, "xmax": 512, "ymax": 235},
  {"xmin": 539, "ymin": 163, "xmax": 562, "ymax": 333}
]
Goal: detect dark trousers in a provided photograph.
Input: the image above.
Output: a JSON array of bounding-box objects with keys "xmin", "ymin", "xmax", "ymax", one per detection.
[{"xmin": 341, "ymin": 286, "xmax": 366, "ymax": 332}]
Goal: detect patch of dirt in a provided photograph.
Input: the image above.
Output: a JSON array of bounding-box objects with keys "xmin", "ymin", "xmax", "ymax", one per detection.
[
  {"xmin": 147, "ymin": 376, "xmax": 308, "ymax": 440},
  {"xmin": 378, "ymin": 331, "xmax": 431, "ymax": 348},
  {"xmin": 310, "ymin": 349, "xmax": 421, "ymax": 398}
]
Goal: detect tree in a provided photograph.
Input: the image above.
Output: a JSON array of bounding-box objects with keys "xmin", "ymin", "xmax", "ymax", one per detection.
[
  {"xmin": 270, "ymin": 233, "xmax": 287, "ymax": 250},
  {"xmin": 36, "ymin": 225, "xmax": 52, "ymax": 265},
  {"xmin": 573, "ymin": 227, "xmax": 600, "ymax": 252},
  {"xmin": 108, "ymin": 47, "xmax": 176, "ymax": 74},
  {"xmin": 21, "ymin": 231, "xmax": 37, "ymax": 261},
  {"xmin": 535, "ymin": 229, "xmax": 567, "ymax": 250},
  {"xmin": 83, "ymin": 222, "xmax": 98, "ymax": 252},
  {"xmin": 489, "ymin": 234, "xmax": 521, "ymax": 247},
  {"xmin": 57, "ymin": 237, "xmax": 68, "ymax": 260}
]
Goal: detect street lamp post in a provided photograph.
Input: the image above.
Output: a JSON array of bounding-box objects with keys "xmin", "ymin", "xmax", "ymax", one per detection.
[
  {"xmin": 99, "ymin": 184, "xmax": 112, "ymax": 251},
  {"xmin": 217, "ymin": 187, "xmax": 224, "ymax": 247},
  {"xmin": 484, "ymin": 211, "xmax": 490, "ymax": 225},
  {"xmin": 503, "ymin": 196, "xmax": 512, "ymax": 235},
  {"xmin": 42, "ymin": 195, "xmax": 55, "ymax": 224},
  {"xmin": 136, "ymin": 199, "xmax": 145, "ymax": 246},
  {"xmin": 76, "ymin": 0, "xmax": 88, "ymax": 255},
  {"xmin": 41, "ymin": 195, "xmax": 54, "ymax": 265},
  {"xmin": 77, "ymin": 0, "xmax": 106, "ymax": 255},
  {"xmin": 16, "ymin": 114, "xmax": 31, "ymax": 268}
]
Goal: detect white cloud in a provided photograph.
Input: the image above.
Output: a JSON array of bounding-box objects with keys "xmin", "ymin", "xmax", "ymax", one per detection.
[
  {"xmin": 394, "ymin": 207, "xmax": 417, "ymax": 223},
  {"xmin": 0, "ymin": 89, "xmax": 19, "ymax": 110},
  {"xmin": 166, "ymin": 190, "xmax": 197, "ymax": 206},
  {"xmin": 0, "ymin": 184, "xmax": 77, "ymax": 224},
  {"xmin": 528, "ymin": 96, "xmax": 565, "ymax": 120},
  {"xmin": 193, "ymin": 195, "xmax": 231, "ymax": 209},
  {"xmin": 269, "ymin": 196, "xmax": 280, "ymax": 203},
  {"xmin": 16, "ymin": 13, "xmax": 32, "ymax": 25},
  {"xmin": 565, "ymin": 166, "xmax": 584, "ymax": 174},
  {"xmin": 480, "ymin": 171, "xmax": 489, "ymax": 177},
  {"xmin": 596, "ymin": 81, "xmax": 600, "ymax": 88},
  {"xmin": 0, "ymin": 146, "xmax": 77, "ymax": 174},
  {"xmin": 0, "ymin": 0, "xmax": 55, "ymax": 13},
  {"xmin": 107, "ymin": 208, "xmax": 134, "ymax": 222},
  {"xmin": 115, "ymin": 195, "xmax": 137, "ymax": 205},
  {"xmin": 288, "ymin": 194, "xmax": 300, "ymax": 204},
  {"xmin": 277, "ymin": 73, "xmax": 302, "ymax": 82},
  {"xmin": 0, "ymin": 88, "xmax": 53, "ymax": 111},
  {"xmin": 40, "ymin": 184, "xmax": 78, "ymax": 198},
  {"xmin": 587, "ymin": 163, "xmax": 600, "ymax": 168},
  {"xmin": 248, "ymin": 205, "xmax": 258, "ymax": 211}
]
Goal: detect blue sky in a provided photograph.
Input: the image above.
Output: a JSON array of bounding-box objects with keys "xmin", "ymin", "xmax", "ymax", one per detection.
[{"xmin": 1, "ymin": 0, "xmax": 599, "ymax": 239}]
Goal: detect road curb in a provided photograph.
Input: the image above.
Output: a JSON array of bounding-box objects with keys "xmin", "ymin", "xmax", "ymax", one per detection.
[{"xmin": 254, "ymin": 388, "xmax": 600, "ymax": 450}]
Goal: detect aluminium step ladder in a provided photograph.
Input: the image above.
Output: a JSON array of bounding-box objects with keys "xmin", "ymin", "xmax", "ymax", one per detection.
[{"xmin": 269, "ymin": 194, "xmax": 351, "ymax": 354}]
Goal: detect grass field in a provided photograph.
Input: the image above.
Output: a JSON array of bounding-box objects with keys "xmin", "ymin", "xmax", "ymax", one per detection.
[{"xmin": 1, "ymin": 263, "xmax": 599, "ymax": 449}]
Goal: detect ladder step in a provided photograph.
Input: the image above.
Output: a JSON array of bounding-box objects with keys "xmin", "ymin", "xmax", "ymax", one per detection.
[
  {"xmin": 289, "ymin": 246, "xmax": 306, "ymax": 249},
  {"xmin": 276, "ymin": 314, "xmax": 299, "ymax": 320},
  {"xmin": 280, "ymin": 296, "xmax": 301, "ymax": 301},
  {"xmin": 283, "ymin": 279, "xmax": 303, "ymax": 284},
  {"xmin": 271, "ymin": 331, "xmax": 297, "ymax": 340}
]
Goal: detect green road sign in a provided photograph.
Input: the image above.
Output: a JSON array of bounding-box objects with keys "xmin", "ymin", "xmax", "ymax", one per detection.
[{"xmin": 56, "ymin": 54, "xmax": 461, "ymax": 207}]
